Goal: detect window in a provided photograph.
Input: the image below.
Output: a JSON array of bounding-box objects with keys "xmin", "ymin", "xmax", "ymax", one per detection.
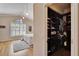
[{"xmin": 10, "ymin": 19, "xmax": 26, "ymax": 36}]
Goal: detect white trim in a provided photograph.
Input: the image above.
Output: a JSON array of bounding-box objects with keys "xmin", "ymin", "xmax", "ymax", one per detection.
[{"xmin": 71, "ymin": 3, "xmax": 78, "ymax": 56}]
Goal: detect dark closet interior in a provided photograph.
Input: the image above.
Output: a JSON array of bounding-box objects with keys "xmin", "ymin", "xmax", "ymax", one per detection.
[{"xmin": 47, "ymin": 4, "xmax": 71, "ymax": 56}]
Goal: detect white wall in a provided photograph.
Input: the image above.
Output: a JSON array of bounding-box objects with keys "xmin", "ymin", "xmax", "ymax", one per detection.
[
  {"xmin": 33, "ymin": 3, "xmax": 47, "ymax": 56},
  {"xmin": 23, "ymin": 17, "xmax": 33, "ymax": 34},
  {"xmin": 0, "ymin": 15, "xmax": 20, "ymax": 41}
]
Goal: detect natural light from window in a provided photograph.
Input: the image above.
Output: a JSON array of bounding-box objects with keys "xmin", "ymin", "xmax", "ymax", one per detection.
[{"xmin": 10, "ymin": 19, "xmax": 26, "ymax": 36}]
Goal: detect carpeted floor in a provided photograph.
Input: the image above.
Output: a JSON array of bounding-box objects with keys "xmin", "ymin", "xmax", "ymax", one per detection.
[{"xmin": 48, "ymin": 48, "xmax": 71, "ymax": 56}]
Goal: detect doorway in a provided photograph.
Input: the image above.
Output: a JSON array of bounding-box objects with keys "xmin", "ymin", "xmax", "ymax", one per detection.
[{"xmin": 47, "ymin": 3, "xmax": 71, "ymax": 56}]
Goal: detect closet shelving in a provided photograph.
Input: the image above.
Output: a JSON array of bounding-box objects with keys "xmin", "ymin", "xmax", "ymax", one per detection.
[{"xmin": 47, "ymin": 7, "xmax": 71, "ymax": 55}]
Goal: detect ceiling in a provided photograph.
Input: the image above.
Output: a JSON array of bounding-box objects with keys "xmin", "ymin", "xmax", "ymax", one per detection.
[
  {"xmin": 0, "ymin": 3, "xmax": 33, "ymax": 20},
  {"xmin": 48, "ymin": 3, "xmax": 71, "ymax": 14},
  {"xmin": 0, "ymin": 3, "xmax": 70, "ymax": 19}
]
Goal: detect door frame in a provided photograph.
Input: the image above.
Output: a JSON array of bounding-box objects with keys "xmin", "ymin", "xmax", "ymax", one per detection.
[
  {"xmin": 45, "ymin": 3, "xmax": 79, "ymax": 56},
  {"xmin": 33, "ymin": 3, "xmax": 79, "ymax": 56},
  {"xmin": 71, "ymin": 3, "xmax": 79, "ymax": 56}
]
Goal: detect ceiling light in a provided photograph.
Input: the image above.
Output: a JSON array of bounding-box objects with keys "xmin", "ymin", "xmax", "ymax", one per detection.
[
  {"xmin": 22, "ymin": 16, "xmax": 25, "ymax": 19},
  {"xmin": 25, "ymin": 13, "xmax": 29, "ymax": 16}
]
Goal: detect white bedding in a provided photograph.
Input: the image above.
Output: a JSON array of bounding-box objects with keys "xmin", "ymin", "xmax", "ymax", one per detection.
[{"xmin": 13, "ymin": 37, "xmax": 32, "ymax": 52}]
